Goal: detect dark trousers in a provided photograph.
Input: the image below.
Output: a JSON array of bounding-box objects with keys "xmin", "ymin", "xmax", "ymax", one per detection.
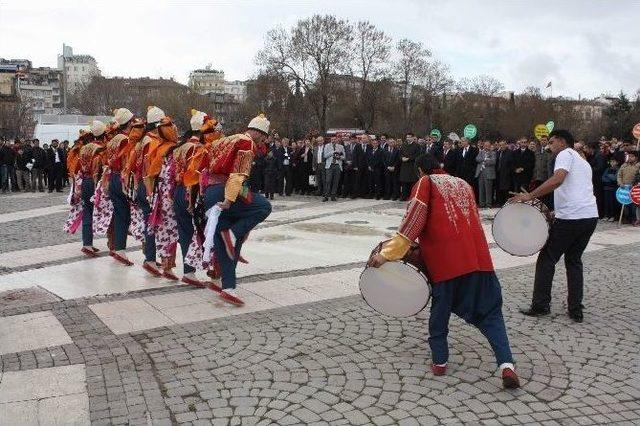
[
  {"xmin": 429, "ymin": 271, "xmax": 513, "ymax": 366},
  {"xmin": 357, "ymin": 168, "xmax": 369, "ymax": 197},
  {"xmin": 603, "ymin": 188, "xmax": 618, "ymax": 219},
  {"xmin": 81, "ymin": 178, "xmax": 95, "ymax": 247},
  {"xmin": 384, "ymin": 170, "xmax": 399, "ymax": 199},
  {"xmin": 323, "ymin": 164, "xmax": 341, "ymax": 198},
  {"xmin": 278, "ymin": 165, "xmax": 293, "ymax": 195},
  {"xmin": 314, "ymin": 167, "xmax": 325, "ymax": 195},
  {"xmin": 48, "ymin": 163, "xmax": 63, "ymax": 192},
  {"xmin": 368, "ymin": 167, "xmax": 384, "ymax": 198},
  {"xmin": 400, "ymin": 181, "xmax": 415, "ymax": 200},
  {"xmin": 203, "ymin": 184, "xmax": 272, "ymax": 289},
  {"xmin": 532, "ymin": 218, "xmax": 598, "ymax": 313},
  {"xmin": 109, "ymin": 173, "xmax": 130, "ymax": 251},
  {"xmin": 173, "ymin": 184, "xmax": 195, "ymax": 274},
  {"xmin": 135, "ymin": 183, "xmax": 156, "ymax": 262},
  {"xmin": 342, "ymin": 169, "xmax": 356, "ymax": 197},
  {"xmin": 0, "ymin": 165, "xmax": 8, "ymax": 191},
  {"xmin": 496, "ymin": 189, "xmax": 509, "ymax": 207}
]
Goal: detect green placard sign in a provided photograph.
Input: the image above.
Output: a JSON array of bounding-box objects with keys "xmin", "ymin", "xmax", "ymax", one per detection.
[
  {"xmin": 430, "ymin": 129, "xmax": 442, "ymax": 142},
  {"xmin": 546, "ymin": 121, "xmax": 554, "ymax": 132},
  {"xmin": 463, "ymin": 124, "xmax": 477, "ymax": 139}
]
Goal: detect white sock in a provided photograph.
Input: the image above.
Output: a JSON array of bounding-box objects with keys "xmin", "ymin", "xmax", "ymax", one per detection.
[
  {"xmin": 434, "ymin": 363, "xmax": 447, "ymax": 367},
  {"xmin": 184, "ymin": 272, "xmax": 195, "ymax": 279},
  {"xmin": 499, "ymin": 362, "xmax": 515, "ymax": 373}
]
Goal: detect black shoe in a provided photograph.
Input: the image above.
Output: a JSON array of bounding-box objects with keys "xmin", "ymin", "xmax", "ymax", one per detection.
[
  {"xmin": 322, "ymin": 197, "xmax": 328, "ymax": 202},
  {"xmin": 331, "ymin": 197, "xmax": 337, "ymax": 201},
  {"xmin": 519, "ymin": 307, "xmax": 550, "ymax": 317},
  {"xmin": 568, "ymin": 310, "xmax": 583, "ymax": 323}
]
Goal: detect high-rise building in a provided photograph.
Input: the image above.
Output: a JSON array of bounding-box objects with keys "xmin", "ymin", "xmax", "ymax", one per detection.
[{"xmin": 57, "ymin": 44, "xmax": 101, "ymax": 94}]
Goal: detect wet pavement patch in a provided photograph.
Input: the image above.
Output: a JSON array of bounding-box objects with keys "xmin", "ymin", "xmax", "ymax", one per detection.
[
  {"xmin": 292, "ymin": 222, "xmax": 382, "ymax": 236},
  {"xmin": 0, "ymin": 287, "xmax": 61, "ymax": 310}
]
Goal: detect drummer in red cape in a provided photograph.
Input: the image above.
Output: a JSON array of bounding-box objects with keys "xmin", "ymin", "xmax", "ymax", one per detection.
[
  {"xmin": 510, "ymin": 129, "xmax": 598, "ymax": 323},
  {"xmin": 188, "ymin": 114, "xmax": 272, "ymax": 306},
  {"xmin": 369, "ymin": 153, "xmax": 520, "ymax": 389}
]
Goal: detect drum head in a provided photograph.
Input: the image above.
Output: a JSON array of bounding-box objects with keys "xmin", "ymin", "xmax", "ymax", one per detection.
[
  {"xmin": 493, "ymin": 202, "xmax": 549, "ymax": 256},
  {"xmin": 359, "ymin": 262, "xmax": 431, "ymax": 317}
]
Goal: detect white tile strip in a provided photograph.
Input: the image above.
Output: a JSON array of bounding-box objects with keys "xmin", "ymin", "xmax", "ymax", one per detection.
[
  {"xmin": 0, "ymin": 311, "xmax": 73, "ymax": 356},
  {"xmin": 0, "ymin": 204, "xmax": 69, "ymax": 224},
  {"xmin": 0, "ymin": 365, "xmax": 89, "ymax": 426},
  {"xmin": 86, "ymin": 224, "xmax": 640, "ymax": 335}
]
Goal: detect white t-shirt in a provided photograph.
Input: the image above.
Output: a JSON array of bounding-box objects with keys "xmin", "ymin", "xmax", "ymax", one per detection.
[{"xmin": 553, "ymin": 148, "xmax": 598, "ymax": 220}]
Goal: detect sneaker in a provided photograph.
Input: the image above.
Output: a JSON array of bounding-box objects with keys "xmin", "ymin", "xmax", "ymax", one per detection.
[
  {"xmin": 502, "ymin": 367, "xmax": 521, "ymax": 389},
  {"xmin": 322, "ymin": 197, "xmax": 328, "ymax": 202},
  {"xmin": 220, "ymin": 288, "xmax": 244, "ymax": 306},
  {"xmin": 431, "ymin": 363, "xmax": 447, "ymax": 376}
]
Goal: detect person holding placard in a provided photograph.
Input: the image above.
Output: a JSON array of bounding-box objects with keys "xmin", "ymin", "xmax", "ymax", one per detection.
[{"xmin": 510, "ymin": 130, "xmax": 598, "ymax": 323}]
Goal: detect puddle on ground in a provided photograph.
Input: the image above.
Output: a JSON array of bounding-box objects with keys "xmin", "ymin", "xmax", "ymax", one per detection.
[
  {"xmin": 292, "ymin": 222, "xmax": 382, "ymax": 236},
  {"xmin": 254, "ymin": 234, "xmax": 296, "ymax": 242}
]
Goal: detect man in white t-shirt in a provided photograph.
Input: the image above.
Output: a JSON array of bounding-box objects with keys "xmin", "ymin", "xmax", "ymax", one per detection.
[{"xmin": 510, "ymin": 130, "xmax": 598, "ymax": 323}]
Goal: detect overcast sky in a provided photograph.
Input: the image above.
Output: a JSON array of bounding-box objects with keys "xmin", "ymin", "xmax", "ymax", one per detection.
[{"xmin": 1, "ymin": 0, "xmax": 638, "ymax": 99}]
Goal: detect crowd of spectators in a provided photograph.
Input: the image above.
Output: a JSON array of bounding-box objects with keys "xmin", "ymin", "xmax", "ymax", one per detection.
[
  {"xmin": 0, "ymin": 138, "xmax": 69, "ymax": 193},
  {"xmin": 3, "ymin": 132, "xmax": 639, "ymax": 226},
  {"xmin": 247, "ymin": 133, "xmax": 640, "ymax": 225}
]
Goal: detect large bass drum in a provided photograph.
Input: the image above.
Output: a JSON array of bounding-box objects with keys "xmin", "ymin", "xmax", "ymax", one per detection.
[
  {"xmin": 492, "ymin": 199, "xmax": 552, "ymax": 257},
  {"xmin": 360, "ymin": 241, "xmax": 431, "ymax": 317}
]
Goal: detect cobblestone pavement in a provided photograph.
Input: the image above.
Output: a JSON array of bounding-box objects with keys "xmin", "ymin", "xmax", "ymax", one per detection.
[{"xmin": 0, "ymin": 192, "xmax": 639, "ymax": 425}]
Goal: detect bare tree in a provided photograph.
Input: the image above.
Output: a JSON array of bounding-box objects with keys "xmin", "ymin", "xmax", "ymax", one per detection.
[
  {"xmin": 457, "ymin": 75, "xmax": 505, "ymax": 96},
  {"xmin": 416, "ymin": 60, "xmax": 454, "ymax": 131},
  {"xmin": 393, "ymin": 39, "xmax": 431, "ymax": 130},
  {"xmin": 346, "ymin": 21, "xmax": 391, "ymax": 130},
  {"xmin": 257, "ymin": 15, "xmax": 353, "ymax": 132}
]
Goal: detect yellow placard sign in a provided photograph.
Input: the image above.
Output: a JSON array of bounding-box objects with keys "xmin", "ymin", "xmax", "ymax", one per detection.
[{"xmin": 534, "ymin": 124, "xmax": 550, "ymax": 140}]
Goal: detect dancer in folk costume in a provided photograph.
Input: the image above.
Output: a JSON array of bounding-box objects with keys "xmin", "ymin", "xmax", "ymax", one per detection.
[
  {"xmin": 139, "ymin": 106, "xmax": 180, "ymax": 280},
  {"xmin": 188, "ymin": 114, "xmax": 272, "ymax": 306},
  {"xmin": 95, "ymin": 108, "xmax": 146, "ymax": 266},
  {"xmin": 64, "ymin": 120, "xmax": 108, "ymax": 257},
  {"xmin": 369, "ymin": 154, "xmax": 520, "ymax": 389},
  {"xmin": 173, "ymin": 109, "xmax": 223, "ymax": 287}
]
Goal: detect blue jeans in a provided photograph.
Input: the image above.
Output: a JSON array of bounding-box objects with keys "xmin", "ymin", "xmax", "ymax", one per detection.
[
  {"xmin": 173, "ymin": 184, "xmax": 196, "ymax": 274},
  {"xmin": 109, "ymin": 173, "xmax": 130, "ymax": 251},
  {"xmin": 81, "ymin": 178, "xmax": 95, "ymax": 247},
  {"xmin": 428, "ymin": 271, "xmax": 513, "ymax": 366},
  {"xmin": 203, "ymin": 184, "xmax": 272, "ymax": 289},
  {"xmin": 135, "ymin": 183, "xmax": 156, "ymax": 262}
]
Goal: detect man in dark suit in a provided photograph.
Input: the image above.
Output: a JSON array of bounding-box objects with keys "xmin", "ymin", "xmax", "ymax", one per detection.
[
  {"xmin": 383, "ymin": 138, "xmax": 401, "ymax": 200},
  {"xmin": 354, "ymin": 136, "xmax": 370, "ymax": 198},
  {"xmin": 512, "ymin": 137, "xmax": 535, "ymax": 192},
  {"xmin": 442, "ymin": 139, "xmax": 458, "ymax": 176},
  {"xmin": 342, "ymin": 135, "xmax": 357, "ymax": 198},
  {"xmin": 495, "ymin": 140, "xmax": 514, "ymax": 206},
  {"xmin": 456, "ymin": 137, "xmax": 479, "ymax": 188},
  {"xmin": 366, "ymin": 138, "xmax": 385, "ymax": 199},
  {"xmin": 426, "ymin": 136, "xmax": 443, "ymax": 160},
  {"xmin": 46, "ymin": 139, "xmax": 65, "ymax": 192}
]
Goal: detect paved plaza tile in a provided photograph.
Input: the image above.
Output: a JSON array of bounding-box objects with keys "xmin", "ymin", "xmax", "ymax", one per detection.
[{"xmin": 1, "ymin": 194, "xmax": 639, "ymax": 425}]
